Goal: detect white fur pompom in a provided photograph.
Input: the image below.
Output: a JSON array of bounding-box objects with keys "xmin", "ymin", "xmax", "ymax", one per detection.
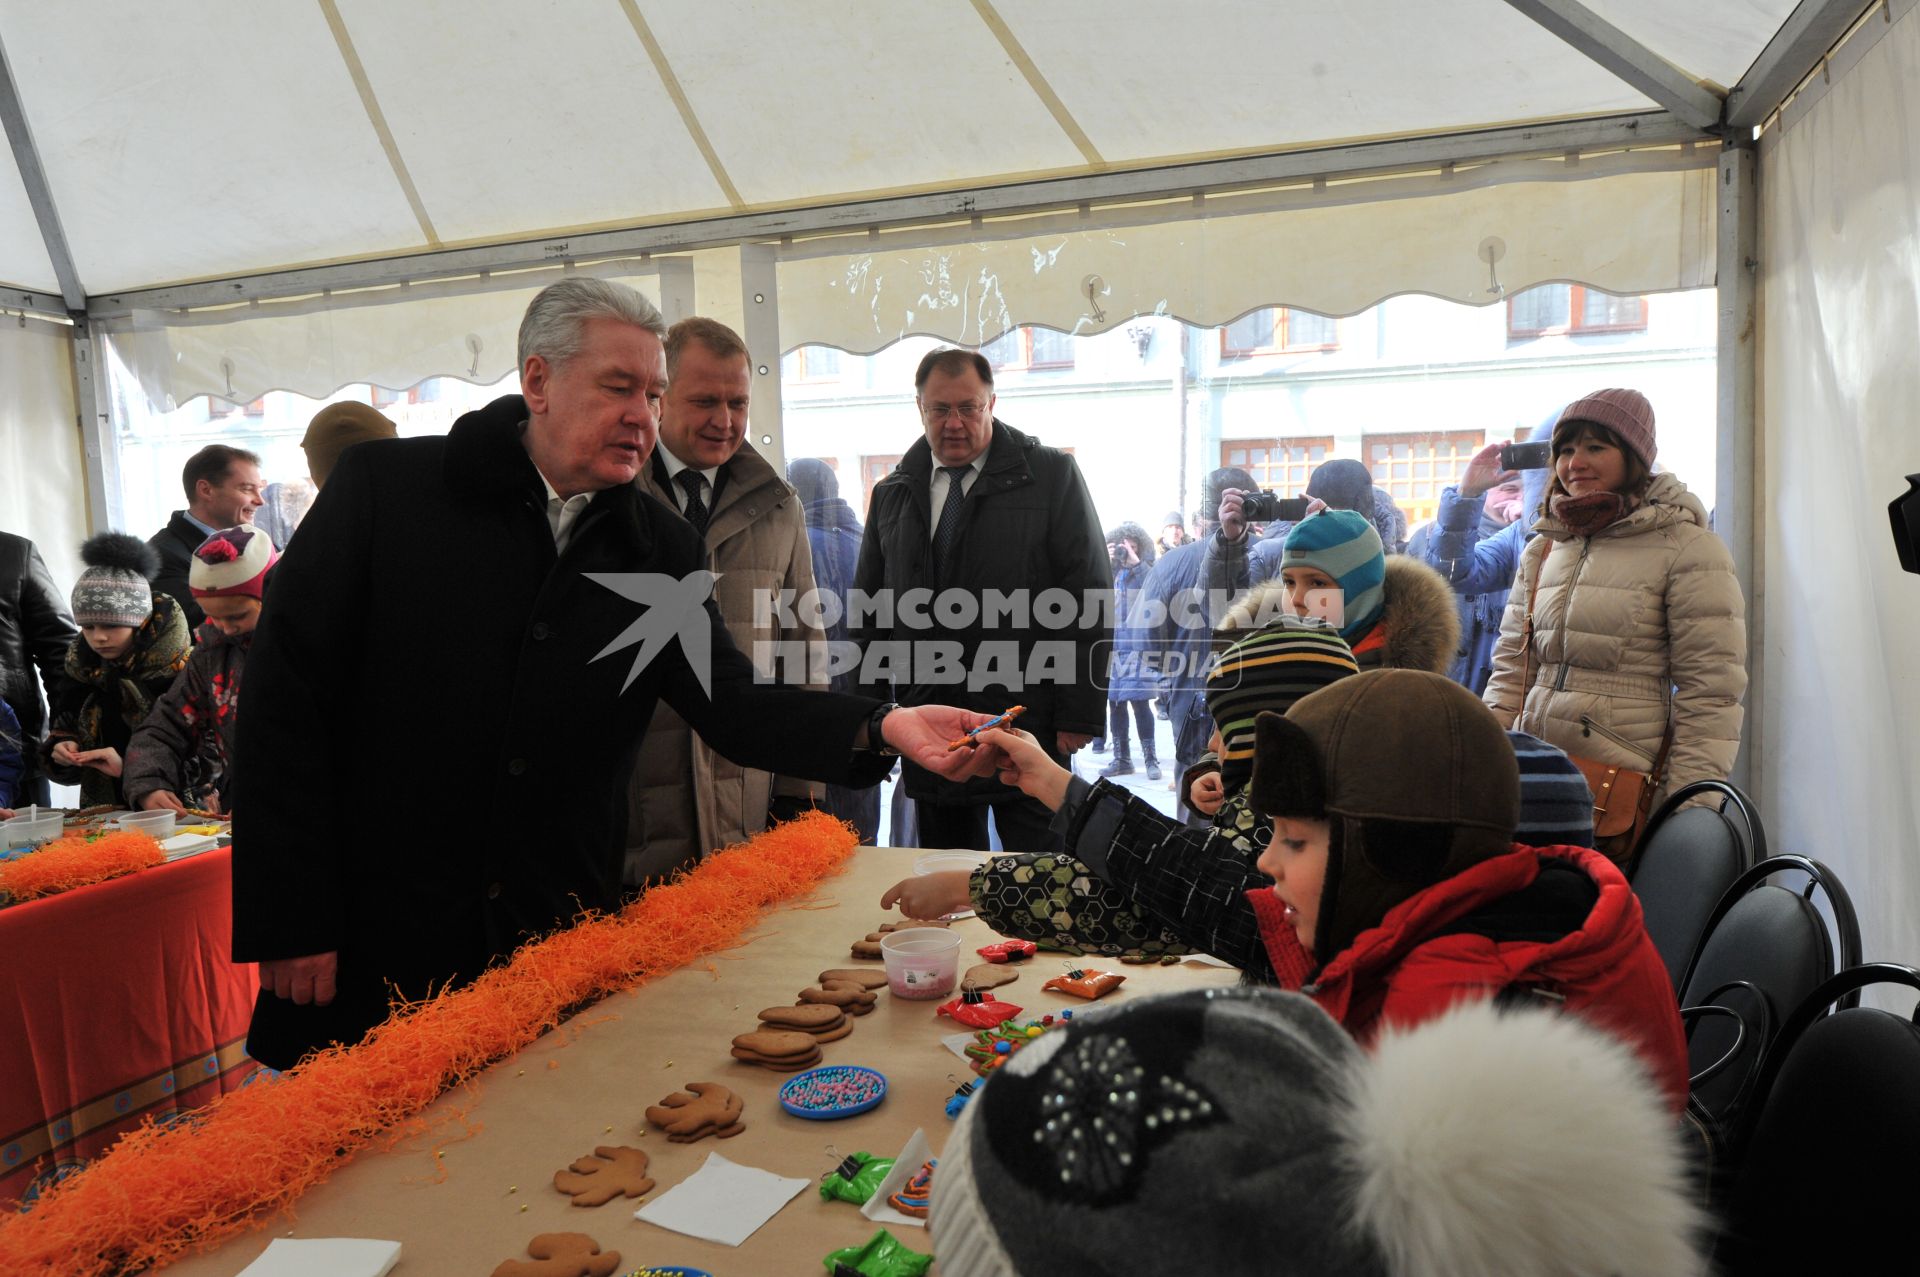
[{"xmin": 1344, "ymin": 999, "xmax": 1706, "ymax": 1277}]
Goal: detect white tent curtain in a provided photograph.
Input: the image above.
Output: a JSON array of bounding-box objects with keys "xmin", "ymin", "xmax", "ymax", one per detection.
[
  {"xmin": 1758, "ymin": 2, "xmax": 1920, "ymax": 973},
  {"xmin": 96, "ymin": 260, "xmax": 686, "ymax": 410},
  {"xmin": 778, "ymin": 150, "xmax": 1716, "ymax": 353},
  {"xmin": 0, "ymin": 317, "xmax": 85, "ymax": 592}
]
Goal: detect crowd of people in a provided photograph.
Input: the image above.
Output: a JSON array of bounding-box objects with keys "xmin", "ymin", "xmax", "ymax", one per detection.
[{"xmin": 0, "ymin": 277, "xmax": 1747, "ymax": 1267}]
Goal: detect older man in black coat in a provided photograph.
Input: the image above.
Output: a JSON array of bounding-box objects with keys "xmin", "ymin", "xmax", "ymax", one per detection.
[
  {"xmin": 851, "ymin": 349, "xmax": 1111, "ymax": 853},
  {"xmin": 233, "ymin": 279, "xmax": 996, "ymax": 1068}
]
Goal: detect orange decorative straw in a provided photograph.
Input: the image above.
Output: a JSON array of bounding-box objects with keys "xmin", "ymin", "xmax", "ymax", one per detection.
[{"xmin": 0, "ymin": 810, "xmax": 860, "ymax": 1276}]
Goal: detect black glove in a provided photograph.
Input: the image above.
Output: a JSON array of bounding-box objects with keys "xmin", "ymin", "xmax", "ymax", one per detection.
[{"xmin": 768, "ymin": 794, "xmax": 820, "ymax": 825}]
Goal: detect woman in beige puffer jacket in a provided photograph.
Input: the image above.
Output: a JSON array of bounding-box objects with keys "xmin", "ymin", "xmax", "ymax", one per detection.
[{"xmin": 1484, "ymin": 389, "xmax": 1746, "ymax": 819}]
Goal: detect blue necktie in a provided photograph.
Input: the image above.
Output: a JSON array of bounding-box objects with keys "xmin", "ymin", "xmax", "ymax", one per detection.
[{"xmin": 932, "ymin": 465, "xmax": 970, "ymax": 584}]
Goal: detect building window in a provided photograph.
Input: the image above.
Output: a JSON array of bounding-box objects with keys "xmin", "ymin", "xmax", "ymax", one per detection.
[
  {"xmin": 1363, "ymin": 430, "xmax": 1484, "ymax": 528},
  {"xmin": 785, "ymin": 346, "xmax": 844, "ymax": 383},
  {"xmin": 370, "ymin": 382, "xmax": 442, "ymax": 408},
  {"xmin": 208, "ymin": 396, "xmax": 266, "ymax": 419},
  {"xmin": 1507, "ymin": 284, "xmax": 1648, "ymax": 338},
  {"xmin": 860, "ymin": 454, "xmax": 902, "ymax": 519},
  {"xmin": 1220, "ymin": 308, "xmax": 1340, "ymax": 356},
  {"xmin": 1220, "ymin": 438, "xmax": 1333, "ymax": 496},
  {"xmin": 982, "ymin": 327, "xmax": 1075, "ymax": 371}
]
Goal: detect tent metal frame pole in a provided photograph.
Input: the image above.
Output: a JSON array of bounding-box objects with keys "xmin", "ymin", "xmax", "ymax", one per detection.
[
  {"xmin": 738, "ymin": 243, "xmax": 784, "ymax": 472},
  {"xmin": 0, "ymin": 32, "xmax": 85, "ymax": 311},
  {"xmin": 84, "ymin": 110, "xmax": 1707, "ymax": 320},
  {"xmin": 1715, "ymin": 143, "xmax": 1759, "ymax": 794},
  {"xmin": 1726, "ymin": 0, "xmax": 1882, "ymax": 129},
  {"xmin": 69, "ymin": 319, "xmax": 122, "ymax": 535},
  {"xmin": 1501, "ymin": 0, "xmax": 1726, "ymax": 131},
  {"xmin": 6, "ymin": 286, "xmax": 66, "ymax": 318}
]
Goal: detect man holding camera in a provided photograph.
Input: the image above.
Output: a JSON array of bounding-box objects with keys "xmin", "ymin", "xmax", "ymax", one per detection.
[{"xmin": 1202, "ymin": 458, "xmax": 1374, "ymax": 604}]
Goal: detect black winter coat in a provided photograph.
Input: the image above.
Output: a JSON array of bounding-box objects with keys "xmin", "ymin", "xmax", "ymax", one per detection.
[
  {"xmin": 232, "ymin": 395, "xmax": 892, "ymax": 1067},
  {"xmin": 148, "ymin": 511, "xmax": 209, "ymax": 632},
  {"xmin": 851, "ymin": 420, "xmax": 1111, "ymax": 803},
  {"xmin": 0, "ymin": 533, "xmax": 79, "ymax": 802}
]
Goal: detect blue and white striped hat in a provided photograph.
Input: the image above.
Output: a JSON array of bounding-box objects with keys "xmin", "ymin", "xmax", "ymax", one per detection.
[{"xmin": 1281, "ymin": 510, "xmax": 1385, "ymax": 642}]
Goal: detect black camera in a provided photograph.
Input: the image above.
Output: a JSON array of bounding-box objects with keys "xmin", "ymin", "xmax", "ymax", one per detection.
[
  {"xmin": 1499, "ymin": 440, "xmax": 1554, "ymax": 471},
  {"xmin": 1894, "ymin": 474, "xmax": 1920, "ymax": 574},
  {"xmin": 1240, "ymin": 492, "xmax": 1313, "ymax": 522}
]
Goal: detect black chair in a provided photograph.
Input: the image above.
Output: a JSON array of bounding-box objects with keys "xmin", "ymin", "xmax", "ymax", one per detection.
[
  {"xmin": 1632, "ymin": 780, "xmax": 1765, "ymax": 988},
  {"xmin": 1675, "ymin": 856, "xmax": 1861, "ymax": 1142},
  {"xmin": 1717, "ymin": 964, "xmax": 1920, "ymax": 1274}
]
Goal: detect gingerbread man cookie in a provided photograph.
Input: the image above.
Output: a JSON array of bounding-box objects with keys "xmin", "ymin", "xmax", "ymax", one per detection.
[
  {"xmin": 851, "ymin": 919, "xmax": 950, "ymax": 959},
  {"xmin": 961, "ymin": 962, "xmax": 1019, "ymax": 991},
  {"xmin": 551, "ymin": 1145, "xmax": 653, "ymax": 1206},
  {"xmin": 645, "ymin": 1081, "xmax": 745, "ymax": 1142},
  {"xmin": 799, "ymin": 980, "xmax": 879, "ymax": 1015},
  {"xmin": 491, "ymin": 1232, "xmax": 622, "ymax": 1277}
]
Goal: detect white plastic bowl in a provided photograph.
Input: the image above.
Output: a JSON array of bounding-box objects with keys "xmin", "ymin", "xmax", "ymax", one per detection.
[
  {"xmin": 113, "ymin": 809, "xmax": 177, "ymax": 839},
  {"xmin": 879, "ymin": 928, "xmax": 963, "ymax": 1000},
  {"xmin": 1, "ymin": 808, "xmax": 64, "ymax": 850}
]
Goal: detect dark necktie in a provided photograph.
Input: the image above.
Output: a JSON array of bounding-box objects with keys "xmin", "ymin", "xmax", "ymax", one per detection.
[
  {"xmin": 677, "ymin": 470, "xmax": 711, "ymax": 537},
  {"xmin": 933, "ymin": 465, "xmax": 970, "ymax": 583}
]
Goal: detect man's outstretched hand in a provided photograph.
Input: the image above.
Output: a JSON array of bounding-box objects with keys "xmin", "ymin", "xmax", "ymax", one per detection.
[{"xmin": 879, "ymin": 705, "xmax": 1009, "ymax": 781}]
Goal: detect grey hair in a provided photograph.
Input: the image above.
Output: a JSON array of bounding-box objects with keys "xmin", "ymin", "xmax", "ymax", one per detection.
[{"xmin": 517, "ymin": 277, "xmax": 667, "ymax": 371}]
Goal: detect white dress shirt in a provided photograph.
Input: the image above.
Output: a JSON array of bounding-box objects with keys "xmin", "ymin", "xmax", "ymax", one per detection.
[{"xmin": 929, "ymin": 453, "xmax": 987, "ymax": 540}]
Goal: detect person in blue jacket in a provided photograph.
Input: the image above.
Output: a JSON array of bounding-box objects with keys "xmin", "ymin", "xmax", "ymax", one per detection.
[{"xmin": 1416, "ymin": 413, "xmax": 1556, "ymax": 695}]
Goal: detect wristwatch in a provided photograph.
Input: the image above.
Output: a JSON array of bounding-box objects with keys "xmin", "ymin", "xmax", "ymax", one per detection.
[{"xmin": 866, "ymin": 702, "xmax": 901, "ymax": 756}]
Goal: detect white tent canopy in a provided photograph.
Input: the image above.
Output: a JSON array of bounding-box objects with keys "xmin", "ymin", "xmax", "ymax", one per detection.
[
  {"xmin": 3, "ymin": 0, "xmax": 1918, "ymax": 976},
  {"xmin": 0, "ymin": 0, "xmax": 1796, "ymax": 302}
]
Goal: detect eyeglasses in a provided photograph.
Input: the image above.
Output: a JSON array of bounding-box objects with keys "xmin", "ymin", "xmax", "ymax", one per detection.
[{"xmin": 920, "ymin": 401, "xmax": 986, "ymax": 425}]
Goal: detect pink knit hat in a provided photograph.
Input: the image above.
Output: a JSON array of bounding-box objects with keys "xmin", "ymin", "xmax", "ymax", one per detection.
[{"xmin": 1556, "ymin": 388, "xmax": 1656, "ymax": 469}]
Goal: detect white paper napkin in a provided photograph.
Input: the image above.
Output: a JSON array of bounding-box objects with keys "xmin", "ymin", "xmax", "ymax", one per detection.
[
  {"xmin": 235, "ymin": 1238, "xmax": 400, "ymax": 1277},
  {"xmin": 634, "ymin": 1152, "xmax": 810, "ymax": 1246}
]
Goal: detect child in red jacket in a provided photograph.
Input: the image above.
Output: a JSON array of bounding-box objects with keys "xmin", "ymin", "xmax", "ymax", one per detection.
[{"xmin": 1248, "ymin": 667, "xmax": 1690, "ymax": 1109}]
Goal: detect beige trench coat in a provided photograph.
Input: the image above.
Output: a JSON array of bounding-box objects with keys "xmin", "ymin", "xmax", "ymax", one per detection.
[
  {"xmin": 1484, "ymin": 472, "xmax": 1747, "ymax": 809},
  {"xmin": 623, "ymin": 444, "xmax": 826, "ymax": 883}
]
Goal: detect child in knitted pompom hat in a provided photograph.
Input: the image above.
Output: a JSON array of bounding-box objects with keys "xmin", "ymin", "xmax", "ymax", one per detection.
[
  {"xmin": 124, "ymin": 527, "xmax": 279, "ymax": 815},
  {"xmin": 43, "ymin": 532, "xmax": 191, "ymax": 806}
]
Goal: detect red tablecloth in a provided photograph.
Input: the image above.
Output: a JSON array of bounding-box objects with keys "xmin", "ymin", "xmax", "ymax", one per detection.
[{"xmin": 0, "ymin": 848, "xmax": 259, "ymax": 1206}]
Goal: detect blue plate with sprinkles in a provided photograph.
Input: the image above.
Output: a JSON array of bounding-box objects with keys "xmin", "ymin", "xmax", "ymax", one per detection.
[
  {"xmin": 778, "ymin": 1065, "xmax": 888, "ymax": 1120},
  {"xmin": 623, "ymin": 1269, "xmax": 712, "ymax": 1277}
]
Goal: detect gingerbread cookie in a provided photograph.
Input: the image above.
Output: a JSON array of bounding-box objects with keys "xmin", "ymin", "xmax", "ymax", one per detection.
[
  {"xmin": 491, "ymin": 1232, "xmax": 621, "ymax": 1277},
  {"xmin": 758, "ymin": 1003, "xmax": 845, "ymax": 1031},
  {"xmin": 799, "ymin": 981, "xmax": 878, "ymax": 1015},
  {"xmin": 851, "ymin": 919, "xmax": 951, "ymax": 959},
  {"xmin": 817, "ymin": 968, "xmax": 890, "ymax": 990},
  {"xmin": 645, "ymin": 1082, "xmax": 745, "ymax": 1142},
  {"xmin": 961, "ymin": 962, "xmax": 1019, "ymax": 991},
  {"xmin": 551, "ymin": 1145, "xmax": 654, "ymax": 1206},
  {"xmin": 731, "ymin": 1028, "xmax": 824, "ymax": 1071}
]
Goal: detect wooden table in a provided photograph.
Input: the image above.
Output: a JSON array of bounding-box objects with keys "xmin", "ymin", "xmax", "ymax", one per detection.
[{"xmin": 165, "ymin": 848, "xmax": 1237, "ymax": 1275}]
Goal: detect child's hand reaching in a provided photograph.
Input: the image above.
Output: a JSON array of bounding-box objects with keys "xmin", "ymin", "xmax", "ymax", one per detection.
[
  {"xmin": 977, "ymin": 726, "xmax": 1072, "ymax": 811},
  {"xmin": 880, "ymin": 869, "xmax": 973, "ymax": 920},
  {"xmin": 72, "ymin": 747, "xmax": 122, "ymax": 778},
  {"xmin": 1189, "ymin": 770, "xmax": 1225, "ymax": 816}
]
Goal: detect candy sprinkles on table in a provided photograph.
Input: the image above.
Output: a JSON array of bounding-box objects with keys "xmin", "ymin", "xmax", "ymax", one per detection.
[{"xmin": 778, "ymin": 1064, "xmax": 889, "ymax": 1119}]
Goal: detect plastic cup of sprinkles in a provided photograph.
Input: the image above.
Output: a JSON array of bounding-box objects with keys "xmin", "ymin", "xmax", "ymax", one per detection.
[{"xmin": 778, "ymin": 1065, "xmax": 888, "ymax": 1120}]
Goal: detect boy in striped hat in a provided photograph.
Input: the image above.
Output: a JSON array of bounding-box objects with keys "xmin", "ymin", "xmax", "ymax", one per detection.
[{"xmin": 125, "ymin": 527, "xmax": 278, "ymax": 815}]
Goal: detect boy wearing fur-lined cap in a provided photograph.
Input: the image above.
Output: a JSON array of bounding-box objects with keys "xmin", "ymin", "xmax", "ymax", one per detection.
[
  {"xmin": 42, "ymin": 533, "xmax": 191, "ymax": 807},
  {"xmin": 125, "ymin": 527, "xmax": 279, "ymax": 814}
]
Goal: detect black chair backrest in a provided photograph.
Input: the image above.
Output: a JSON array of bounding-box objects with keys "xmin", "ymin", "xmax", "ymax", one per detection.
[
  {"xmin": 1676, "ymin": 856, "xmax": 1861, "ymax": 1134},
  {"xmin": 1633, "ymin": 800, "xmax": 1756, "ymax": 989},
  {"xmin": 1720, "ymin": 965, "xmax": 1920, "ymax": 1274},
  {"xmin": 1638, "ymin": 779, "xmax": 1768, "ymax": 869}
]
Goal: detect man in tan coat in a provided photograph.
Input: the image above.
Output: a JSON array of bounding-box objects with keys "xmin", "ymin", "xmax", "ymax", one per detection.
[{"xmin": 623, "ymin": 318, "xmax": 829, "ymax": 885}]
